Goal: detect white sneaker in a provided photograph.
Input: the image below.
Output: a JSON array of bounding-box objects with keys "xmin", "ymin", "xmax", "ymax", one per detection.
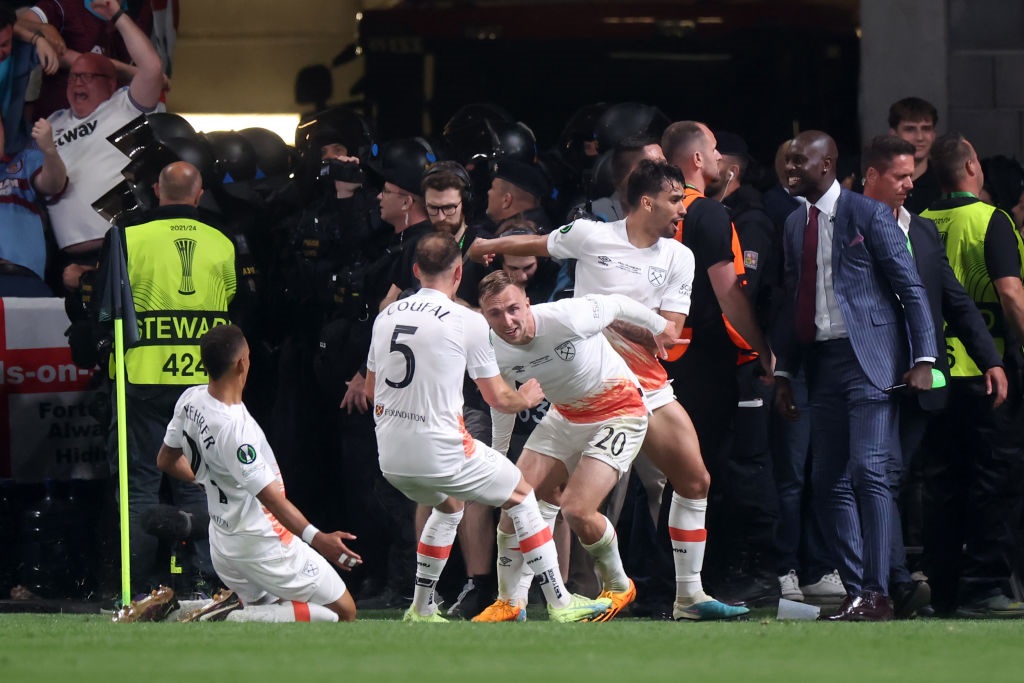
[
  {"xmin": 778, "ymin": 570, "xmax": 804, "ymax": 602},
  {"xmin": 801, "ymin": 570, "xmax": 847, "ymax": 602}
]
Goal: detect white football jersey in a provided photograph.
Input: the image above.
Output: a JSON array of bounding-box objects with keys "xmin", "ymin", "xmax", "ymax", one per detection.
[
  {"xmin": 48, "ymin": 88, "xmax": 157, "ymax": 249},
  {"xmin": 547, "ymin": 219, "xmax": 695, "ymax": 391},
  {"xmin": 368, "ymin": 288, "xmax": 500, "ymax": 478},
  {"xmin": 163, "ymin": 386, "xmax": 293, "ymax": 558},
  {"xmin": 547, "ymin": 218, "xmax": 694, "ymax": 313},
  {"xmin": 492, "ymin": 295, "xmax": 658, "ymax": 423}
]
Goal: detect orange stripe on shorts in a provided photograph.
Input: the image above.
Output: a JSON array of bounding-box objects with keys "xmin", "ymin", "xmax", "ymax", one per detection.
[
  {"xmin": 293, "ymin": 601, "xmax": 311, "ymax": 622},
  {"xmin": 669, "ymin": 527, "xmax": 707, "ymax": 542},
  {"xmin": 417, "ymin": 542, "xmax": 453, "ymax": 559},
  {"xmin": 518, "ymin": 527, "xmax": 553, "ymax": 554}
]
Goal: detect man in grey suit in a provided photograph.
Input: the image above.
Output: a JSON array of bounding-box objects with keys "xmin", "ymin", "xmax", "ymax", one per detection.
[{"xmin": 773, "ymin": 130, "xmax": 937, "ymax": 621}]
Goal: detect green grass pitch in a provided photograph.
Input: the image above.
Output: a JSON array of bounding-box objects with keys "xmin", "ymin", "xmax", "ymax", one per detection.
[{"xmin": 1, "ymin": 609, "xmax": 1021, "ymax": 683}]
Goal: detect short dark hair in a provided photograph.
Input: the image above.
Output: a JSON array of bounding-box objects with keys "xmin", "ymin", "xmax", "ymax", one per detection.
[
  {"xmin": 660, "ymin": 121, "xmax": 705, "ymax": 164},
  {"xmin": 888, "ymin": 97, "xmax": 938, "ymax": 129},
  {"xmin": 478, "ymin": 269, "xmax": 521, "ymax": 304},
  {"xmin": 200, "ymin": 324, "xmax": 246, "ymax": 382},
  {"xmin": 0, "ymin": 5, "xmax": 15, "ymax": 29},
  {"xmin": 421, "ymin": 161, "xmax": 470, "ymax": 196},
  {"xmin": 625, "ymin": 159, "xmax": 685, "ymax": 209},
  {"xmin": 611, "ymin": 134, "xmax": 659, "ymax": 188},
  {"xmin": 862, "ymin": 135, "xmax": 916, "ymax": 175},
  {"xmin": 930, "ymin": 131, "xmax": 972, "ymax": 191},
  {"xmin": 495, "ymin": 217, "xmax": 539, "ymax": 237},
  {"xmin": 414, "ymin": 231, "xmax": 462, "ymax": 276}
]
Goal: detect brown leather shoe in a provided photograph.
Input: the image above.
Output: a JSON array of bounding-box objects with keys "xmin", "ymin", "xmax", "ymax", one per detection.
[{"xmin": 826, "ymin": 590, "xmax": 893, "ymax": 621}]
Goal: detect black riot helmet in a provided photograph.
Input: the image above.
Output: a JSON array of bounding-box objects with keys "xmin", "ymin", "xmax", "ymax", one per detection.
[
  {"xmin": 364, "ymin": 137, "xmax": 438, "ymax": 196},
  {"xmin": 162, "ymin": 135, "xmax": 219, "ymax": 187},
  {"xmin": 295, "ymin": 105, "xmax": 375, "ymax": 159},
  {"xmin": 238, "ymin": 127, "xmax": 292, "ymax": 181},
  {"xmin": 146, "ymin": 112, "xmax": 196, "ymax": 144},
  {"xmin": 441, "ymin": 102, "xmax": 515, "ymax": 167},
  {"xmin": 203, "ymin": 131, "xmax": 259, "ymax": 184},
  {"xmin": 595, "ymin": 102, "xmax": 671, "ymax": 155},
  {"xmin": 490, "ymin": 120, "xmax": 538, "ymax": 165},
  {"xmin": 556, "ymin": 102, "xmax": 609, "ymax": 171}
]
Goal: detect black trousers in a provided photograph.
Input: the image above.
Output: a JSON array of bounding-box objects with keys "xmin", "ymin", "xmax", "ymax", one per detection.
[{"xmin": 922, "ymin": 375, "xmax": 1024, "ymax": 611}]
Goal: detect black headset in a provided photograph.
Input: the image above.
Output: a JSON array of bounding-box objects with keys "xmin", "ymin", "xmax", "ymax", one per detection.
[{"xmin": 421, "ymin": 159, "xmax": 473, "ymax": 204}]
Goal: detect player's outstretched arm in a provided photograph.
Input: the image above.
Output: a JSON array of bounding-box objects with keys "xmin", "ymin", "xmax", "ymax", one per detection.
[
  {"xmin": 475, "ymin": 375, "xmax": 544, "ymax": 414},
  {"xmin": 156, "ymin": 445, "xmax": 196, "ymax": 482},
  {"xmin": 256, "ymin": 483, "xmax": 363, "ymax": 571},
  {"xmin": 467, "ymin": 234, "xmax": 550, "ymax": 265}
]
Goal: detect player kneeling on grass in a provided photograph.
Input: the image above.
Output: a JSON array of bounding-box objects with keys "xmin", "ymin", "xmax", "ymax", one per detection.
[
  {"xmin": 154, "ymin": 324, "xmax": 362, "ymax": 623},
  {"xmin": 473, "ymin": 272, "xmax": 685, "ymax": 622},
  {"xmin": 365, "ymin": 232, "xmax": 611, "ymax": 623}
]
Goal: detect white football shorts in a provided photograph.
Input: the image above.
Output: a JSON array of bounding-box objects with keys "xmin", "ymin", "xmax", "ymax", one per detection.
[
  {"xmin": 384, "ymin": 441, "xmax": 522, "ymax": 507},
  {"xmin": 523, "ymin": 408, "xmax": 647, "ymax": 475},
  {"xmin": 211, "ymin": 538, "xmax": 346, "ymax": 607}
]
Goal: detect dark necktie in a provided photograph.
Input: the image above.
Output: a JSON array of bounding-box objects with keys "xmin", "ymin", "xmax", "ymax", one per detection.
[{"xmin": 795, "ymin": 205, "xmax": 820, "ymax": 345}]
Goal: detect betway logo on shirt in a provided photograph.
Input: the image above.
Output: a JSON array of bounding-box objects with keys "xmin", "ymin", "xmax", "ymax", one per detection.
[{"xmin": 53, "ymin": 121, "xmax": 99, "ymax": 147}]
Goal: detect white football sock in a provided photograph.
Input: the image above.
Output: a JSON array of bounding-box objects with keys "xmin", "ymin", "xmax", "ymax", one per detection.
[
  {"xmin": 413, "ymin": 508, "xmax": 463, "ymax": 615},
  {"xmin": 668, "ymin": 492, "xmax": 707, "ymax": 601},
  {"xmin": 225, "ymin": 602, "xmax": 338, "ymax": 622},
  {"xmin": 581, "ymin": 515, "xmax": 629, "ymax": 592},
  {"xmin": 506, "ymin": 490, "xmax": 570, "ymax": 609}
]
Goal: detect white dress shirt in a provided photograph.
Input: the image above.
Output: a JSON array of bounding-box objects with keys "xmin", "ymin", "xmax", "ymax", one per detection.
[{"xmin": 808, "ymin": 180, "xmax": 847, "ymax": 341}]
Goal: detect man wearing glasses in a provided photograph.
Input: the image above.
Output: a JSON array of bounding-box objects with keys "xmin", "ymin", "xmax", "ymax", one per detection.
[{"xmin": 45, "ymin": 0, "xmax": 164, "ymax": 292}]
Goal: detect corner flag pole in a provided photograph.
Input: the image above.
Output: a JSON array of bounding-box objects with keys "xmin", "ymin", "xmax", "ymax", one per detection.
[{"xmin": 98, "ymin": 224, "xmax": 138, "ymax": 607}]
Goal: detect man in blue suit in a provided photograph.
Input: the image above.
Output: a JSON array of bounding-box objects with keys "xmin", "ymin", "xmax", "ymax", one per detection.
[{"xmin": 773, "ymin": 130, "xmax": 937, "ymax": 621}]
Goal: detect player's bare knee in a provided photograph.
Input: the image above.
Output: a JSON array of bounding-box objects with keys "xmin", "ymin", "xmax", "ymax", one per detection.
[
  {"xmin": 674, "ymin": 469, "xmax": 710, "ymax": 499},
  {"xmin": 335, "ymin": 593, "xmax": 358, "ymax": 622}
]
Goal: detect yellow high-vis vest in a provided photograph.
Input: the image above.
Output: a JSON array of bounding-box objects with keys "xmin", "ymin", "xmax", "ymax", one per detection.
[
  {"xmin": 921, "ymin": 199, "xmax": 1024, "ymax": 377},
  {"xmin": 121, "ymin": 215, "xmax": 236, "ymax": 384}
]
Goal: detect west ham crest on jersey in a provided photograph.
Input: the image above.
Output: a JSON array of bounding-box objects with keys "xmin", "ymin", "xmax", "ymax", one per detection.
[
  {"xmin": 555, "ymin": 340, "xmax": 576, "ymax": 361},
  {"xmin": 648, "ymin": 266, "xmax": 667, "ymax": 286}
]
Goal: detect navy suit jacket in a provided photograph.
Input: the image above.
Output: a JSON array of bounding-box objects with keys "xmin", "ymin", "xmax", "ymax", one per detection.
[
  {"xmin": 777, "ymin": 189, "xmax": 937, "ymax": 391},
  {"xmin": 907, "ymin": 213, "xmax": 1002, "ymax": 410}
]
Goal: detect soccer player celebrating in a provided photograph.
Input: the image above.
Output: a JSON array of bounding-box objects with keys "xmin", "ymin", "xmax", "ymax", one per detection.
[
  {"xmin": 154, "ymin": 324, "xmax": 361, "ymax": 623},
  {"xmin": 469, "ymin": 160, "xmax": 749, "ymax": 620},
  {"xmin": 366, "ymin": 232, "xmax": 611, "ymax": 622},
  {"xmin": 474, "ymin": 271, "xmax": 684, "ymax": 622}
]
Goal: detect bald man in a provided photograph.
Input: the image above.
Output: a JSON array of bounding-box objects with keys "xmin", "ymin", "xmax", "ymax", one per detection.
[
  {"xmin": 98, "ymin": 159, "xmax": 238, "ymax": 595},
  {"xmin": 46, "ymin": 0, "xmax": 165, "ymax": 290},
  {"xmin": 773, "ymin": 130, "xmax": 936, "ymax": 621},
  {"xmin": 155, "ymin": 161, "xmax": 204, "ymax": 206}
]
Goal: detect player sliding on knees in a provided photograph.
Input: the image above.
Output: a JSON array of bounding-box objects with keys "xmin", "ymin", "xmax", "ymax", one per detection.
[
  {"xmin": 473, "ymin": 271, "xmax": 685, "ymax": 622},
  {"xmin": 365, "ymin": 232, "xmax": 611, "ymax": 622},
  {"xmin": 152, "ymin": 324, "xmax": 361, "ymax": 623}
]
